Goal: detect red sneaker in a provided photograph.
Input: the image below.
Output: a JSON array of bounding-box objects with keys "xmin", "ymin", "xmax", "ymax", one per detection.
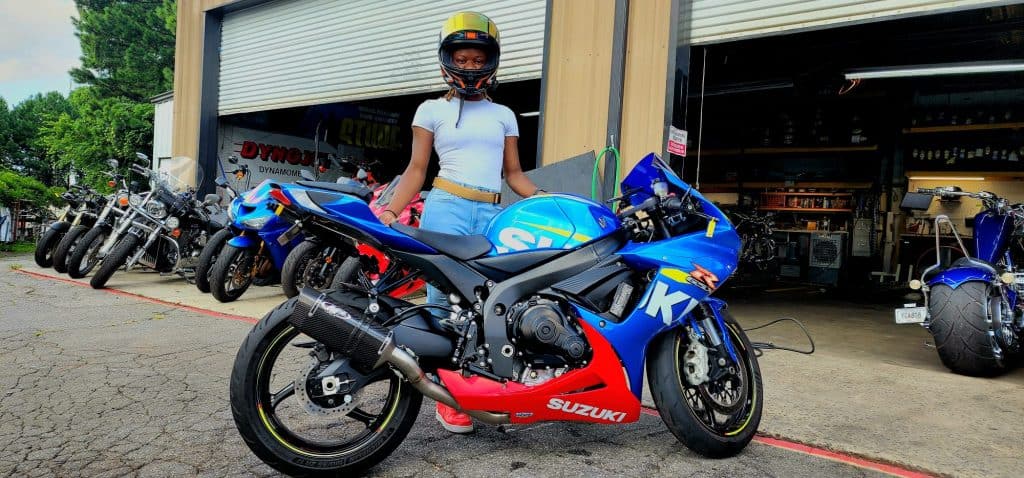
[{"xmin": 435, "ymin": 402, "xmax": 474, "ymax": 434}]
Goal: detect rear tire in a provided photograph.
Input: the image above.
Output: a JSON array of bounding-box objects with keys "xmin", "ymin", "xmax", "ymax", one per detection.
[
  {"xmin": 210, "ymin": 245, "xmax": 255, "ymax": 303},
  {"xmin": 281, "ymin": 240, "xmax": 321, "ymax": 298},
  {"xmin": 67, "ymin": 225, "xmax": 111, "ymax": 278},
  {"xmin": 34, "ymin": 226, "xmax": 65, "ymax": 268},
  {"xmin": 195, "ymin": 228, "xmax": 233, "ymax": 293},
  {"xmin": 928, "ymin": 282, "xmax": 1006, "ymax": 377},
  {"xmin": 90, "ymin": 234, "xmax": 139, "ymax": 289},
  {"xmin": 51, "ymin": 225, "xmax": 89, "ymax": 273},
  {"xmin": 329, "ymin": 256, "xmax": 364, "ymax": 291},
  {"xmin": 647, "ymin": 309, "xmax": 763, "ymax": 458},
  {"xmin": 230, "ymin": 298, "xmax": 422, "ymax": 475}
]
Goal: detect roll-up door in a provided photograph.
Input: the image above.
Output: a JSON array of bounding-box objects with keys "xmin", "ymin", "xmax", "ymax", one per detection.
[
  {"xmin": 680, "ymin": 0, "xmax": 1010, "ymax": 45},
  {"xmin": 219, "ymin": 0, "xmax": 546, "ymax": 115}
]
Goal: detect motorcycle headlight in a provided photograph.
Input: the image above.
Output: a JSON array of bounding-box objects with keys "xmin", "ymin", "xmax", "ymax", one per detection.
[
  {"xmin": 242, "ymin": 215, "xmax": 272, "ymax": 230},
  {"xmin": 145, "ymin": 201, "xmax": 168, "ymax": 219},
  {"xmin": 165, "ymin": 216, "xmax": 180, "ymax": 229},
  {"xmin": 128, "ymin": 194, "xmax": 143, "ymax": 207}
]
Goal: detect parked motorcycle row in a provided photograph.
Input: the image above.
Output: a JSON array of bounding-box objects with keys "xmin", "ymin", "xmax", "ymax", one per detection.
[{"xmin": 34, "ymin": 153, "xmax": 427, "ymax": 305}]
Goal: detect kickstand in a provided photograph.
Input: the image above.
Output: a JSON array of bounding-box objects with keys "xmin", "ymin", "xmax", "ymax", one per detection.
[{"xmin": 742, "ymin": 317, "xmax": 816, "ymax": 357}]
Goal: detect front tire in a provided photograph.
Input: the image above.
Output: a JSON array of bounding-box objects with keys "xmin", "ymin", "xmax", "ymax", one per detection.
[
  {"xmin": 928, "ymin": 282, "xmax": 1006, "ymax": 376},
  {"xmin": 647, "ymin": 309, "xmax": 763, "ymax": 458},
  {"xmin": 195, "ymin": 228, "xmax": 233, "ymax": 293},
  {"xmin": 230, "ymin": 298, "xmax": 422, "ymax": 476},
  {"xmin": 281, "ymin": 240, "xmax": 322, "ymax": 298},
  {"xmin": 210, "ymin": 244, "xmax": 255, "ymax": 303},
  {"xmin": 51, "ymin": 225, "xmax": 89, "ymax": 273},
  {"xmin": 34, "ymin": 226, "xmax": 66, "ymax": 268},
  {"xmin": 90, "ymin": 234, "xmax": 139, "ymax": 289},
  {"xmin": 67, "ymin": 225, "xmax": 111, "ymax": 278}
]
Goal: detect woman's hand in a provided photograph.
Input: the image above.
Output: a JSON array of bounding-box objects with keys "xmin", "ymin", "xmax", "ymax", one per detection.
[{"xmin": 380, "ymin": 209, "xmax": 399, "ymax": 225}]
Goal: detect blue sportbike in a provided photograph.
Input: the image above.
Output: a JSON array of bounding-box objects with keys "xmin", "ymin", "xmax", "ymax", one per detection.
[
  {"xmin": 229, "ymin": 153, "xmax": 762, "ymax": 476},
  {"xmin": 900, "ymin": 187, "xmax": 1023, "ymax": 376}
]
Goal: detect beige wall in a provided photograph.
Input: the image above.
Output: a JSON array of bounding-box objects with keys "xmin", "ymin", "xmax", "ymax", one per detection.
[
  {"xmin": 172, "ymin": 0, "xmax": 235, "ymax": 164},
  {"xmin": 618, "ymin": 0, "xmax": 673, "ymax": 172},
  {"xmin": 539, "ymin": 0, "xmax": 617, "ymax": 166},
  {"xmin": 906, "ymin": 176, "xmax": 1024, "ymax": 236}
]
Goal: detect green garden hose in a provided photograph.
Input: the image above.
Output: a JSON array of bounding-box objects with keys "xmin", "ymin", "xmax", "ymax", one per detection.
[{"xmin": 592, "ymin": 146, "xmax": 621, "ymax": 200}]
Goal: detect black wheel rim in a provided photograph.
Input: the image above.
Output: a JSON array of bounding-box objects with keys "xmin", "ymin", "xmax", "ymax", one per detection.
[
  {"xmin": 675, "ymin": 323, "xmax": 758, "ymax": 437},
  {"xmin": 253, "ymin": 325, "xmax": 401, "ymax": 458}
]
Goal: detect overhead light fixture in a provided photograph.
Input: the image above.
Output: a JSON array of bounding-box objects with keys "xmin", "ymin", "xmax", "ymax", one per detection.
[
  {"xmin": 519, "ymin": 111, "xmax": 540, "ymax": 117},
  {"xmin": 845, "ymin": 61, "xmax": 1024, "ymax": 80},
  {"xmin": 908, "ymin": 176, "xmax": 985, "ymax": 181}
]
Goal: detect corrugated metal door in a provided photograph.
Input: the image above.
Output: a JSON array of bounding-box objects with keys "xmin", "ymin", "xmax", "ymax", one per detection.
[
  {"xmin": 680, "ymin": 0, "xmax": 1010, "ymax": 45},
  {"xmin": 219, "ymin": 0, "xmax": 546, "ymax": 115}
]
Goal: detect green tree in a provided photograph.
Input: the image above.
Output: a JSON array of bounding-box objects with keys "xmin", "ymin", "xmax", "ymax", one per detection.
[
  {"xmin": 3, "ymin": 93, "xmax": 74, "ymax": 186},
  {"xmin": 70, "ymin": 0, "xmax": 176, "ymax": 102},
  {"xmin": 40, "ymin": 87, "xmax": 153, "ymax": 189},
  {"xmin": 0, "ymin": 170, "xmax": 62, "ymax": 210}
]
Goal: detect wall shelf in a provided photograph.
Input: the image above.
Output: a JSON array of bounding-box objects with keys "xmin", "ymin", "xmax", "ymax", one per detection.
[
  {"xmin": 698, "ymin": 145, "xmax": 877, "ymax": 156},
  {"xmin": 759, "ymin": 207, "xmax": 853, "ymax": 212},
  {"xmin": 902, "ymin": 122, "xmax": 1024, "ymax": 134}
]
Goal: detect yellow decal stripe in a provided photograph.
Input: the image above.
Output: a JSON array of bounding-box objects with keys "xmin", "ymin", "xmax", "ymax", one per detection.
[{"xmin": 661, "ymin": 268, "xmax": 691, "ymax": 284}]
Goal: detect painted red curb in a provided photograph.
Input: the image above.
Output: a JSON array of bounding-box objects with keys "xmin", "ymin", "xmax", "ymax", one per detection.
[
  {"xmin": 15, "ymin": 269, "xmax": 259, "ymax": 324},
  {"xmin": 640, "ymin": 406, "xmax": 935, "ymax": 478}
]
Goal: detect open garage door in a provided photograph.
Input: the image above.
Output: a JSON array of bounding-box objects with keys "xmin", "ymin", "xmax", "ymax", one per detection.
[{"xmin": 218, "ymin": 0, "xmax": 546, "ymax": 115}]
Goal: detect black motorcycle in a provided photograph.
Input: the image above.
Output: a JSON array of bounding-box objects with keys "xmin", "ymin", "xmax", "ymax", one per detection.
[
  {"xmin": 34, "ymin": 184, "xmax": 105, "ymax": 268},
  {"xmin": 52, "ymin": 160, "xmax": 132, "ymax": 274},
  {"xmin": 90, "ymin": 154, "xmax": 227, "ymax": 289},
  {"xmin": 64, "ymin": 160, "xmax": 137, "ymax": 278}
]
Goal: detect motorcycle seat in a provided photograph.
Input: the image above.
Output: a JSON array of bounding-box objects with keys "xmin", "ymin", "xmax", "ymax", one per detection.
[
  {"xmin": 390, "ymin": 223, "xmax": 492, "ymax": 261},
  {"xmin": 296, "ymin": 181, "xmax": 373, "ymax": 203}
]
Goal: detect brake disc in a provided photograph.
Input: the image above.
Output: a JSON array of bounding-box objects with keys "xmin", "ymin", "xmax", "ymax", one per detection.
[{"xmin": 294, "ymin": 359, "xmax": 361, "ymax": 418}]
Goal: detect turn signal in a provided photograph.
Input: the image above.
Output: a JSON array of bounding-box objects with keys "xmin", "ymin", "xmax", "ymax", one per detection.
[
  {"xmin": 236, "ymin": 171, "xmax": 246, "ymax": 179},
  {"xmin": 171, "ymin": 228, "xmax": 181, "ymax": 238},
  {"xmin": 107, "ymin": 180, "xmax": 116, "ymax": 187},
  {"xmin": 118, "ymin": 197, "xmax": 129, "ymax": 207},
  {"xmin": 908, "ymin": 279, "xmax": 922, "ymax": 290},
  {"xmin": 1000, "ymin": 272, "xmax": 1015, "ymax": 285}
]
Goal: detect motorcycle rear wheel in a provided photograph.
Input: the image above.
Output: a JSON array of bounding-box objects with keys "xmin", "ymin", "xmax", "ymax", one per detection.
[
  {"xmin": 230, "ymin": 298, "xmax": 421, "ymax": 476},
  {"xmin": 928, "ymin": 282, "xmax": 1007, "ymax": 377},
  {"xmin": 647, "ymin": 309, "xmax": 763, "ymax": 458}
]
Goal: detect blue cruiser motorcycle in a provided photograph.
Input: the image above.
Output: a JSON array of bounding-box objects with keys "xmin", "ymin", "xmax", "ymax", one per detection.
[
  {"xmin": 229, "ymin": 153, "xmax": 762, "ymax": 476},
  {"xmin": 898, "ymin": 187, "xmax": 1024, "ymax": 376}
]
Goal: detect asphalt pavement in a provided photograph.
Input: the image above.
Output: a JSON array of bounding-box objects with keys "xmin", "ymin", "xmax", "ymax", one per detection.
[{"xmin": 0, "ymin": 256, "xmax": 896, "ymax": 477}]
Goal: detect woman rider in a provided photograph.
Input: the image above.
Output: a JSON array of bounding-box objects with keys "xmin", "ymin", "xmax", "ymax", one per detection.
[{"xmin": 378, "ymin": 11, "xmax": 542, "ymax": 434}]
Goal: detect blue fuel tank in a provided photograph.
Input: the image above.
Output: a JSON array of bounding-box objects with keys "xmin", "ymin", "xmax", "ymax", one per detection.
[{"xmin": 484, "ymin": 194, "xmax": 621, "ymax": 255}]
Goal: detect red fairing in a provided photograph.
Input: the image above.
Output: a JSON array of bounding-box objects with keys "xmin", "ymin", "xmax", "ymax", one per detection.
[
  {"xmin": 351, "ymin": 181, "xmax": 426, "ymax": 298},
  {"xmin": 437, "ymin": 321, "xmax": 641, "ymax": 425}
]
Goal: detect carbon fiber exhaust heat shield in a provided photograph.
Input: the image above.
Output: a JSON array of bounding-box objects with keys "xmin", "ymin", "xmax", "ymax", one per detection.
[{"xmin": 289, "ymin": 287, "xmax": 390, "ymax": 372}]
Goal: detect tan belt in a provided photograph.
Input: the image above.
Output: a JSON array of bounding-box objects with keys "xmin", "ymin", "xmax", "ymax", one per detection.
[{"xmin": 433, "ymin": 177, "xmax": 501, "ymax": 204}]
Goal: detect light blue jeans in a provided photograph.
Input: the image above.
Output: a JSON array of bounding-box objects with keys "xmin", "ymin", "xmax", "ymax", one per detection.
[{"xmin": 420, "ymin": 185, "xmax": 501, "ymax": 318}]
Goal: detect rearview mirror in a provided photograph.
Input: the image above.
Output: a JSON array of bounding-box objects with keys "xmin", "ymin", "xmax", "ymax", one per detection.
[
  {"xmin": 135, "ymin": 152, "xmax": 151, "ymax": 166},
  {"xmin": 107, "ymin": 158, "xmax": 119, "ymax": 169},
  {"xmin": 228, "ymin": 155, "xmax": 239, "ymax": 165},
  {"xmin": 300, "ymin": 170, "xmax": 316, "ymax": 181}
]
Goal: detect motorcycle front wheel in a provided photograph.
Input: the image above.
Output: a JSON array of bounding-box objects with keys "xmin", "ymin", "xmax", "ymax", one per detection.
[
  {"xmin": 210, "ymin": 244, "xmax": 256, "ymax": 303},
  {"xmin": 230, "ymin": 298, "xmax": 422, "ymax": 476},
  {"xmin": 89, "ymin": 234, "xmax": 139, "ymax": 289},
  {"xmin": 66, "ymin": 225, "xmax": 110, "ymax": 278},
  {"xmin": 34, "ymin": 225, "xmax": 66, "ymax": 268},
  {"xmin": 194, "ymin": 228, "xmax": 233, "ymax": 293},
  {"xmin": 51, "ymin": 225, "xmax": 89, "ymax": 273},
  {"xmin": 647, "ymin": 309, "xmax": 763, "ymax": 458}
]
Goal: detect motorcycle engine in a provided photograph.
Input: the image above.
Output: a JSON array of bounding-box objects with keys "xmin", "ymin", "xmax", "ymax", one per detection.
[{"xmin": 507, "ymin": 297, "xmax": 590, "ymax": 379}]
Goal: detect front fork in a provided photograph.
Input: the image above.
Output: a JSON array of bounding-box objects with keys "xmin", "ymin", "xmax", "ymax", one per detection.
[{"xmin": 687, "ymin": 300, "xmax": 740, "ymax": 367}]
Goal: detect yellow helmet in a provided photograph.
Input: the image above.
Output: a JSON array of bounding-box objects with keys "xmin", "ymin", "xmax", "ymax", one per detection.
[{"xmin": 438, "ymin": 11, "xmax": 500, "ymax": 95}]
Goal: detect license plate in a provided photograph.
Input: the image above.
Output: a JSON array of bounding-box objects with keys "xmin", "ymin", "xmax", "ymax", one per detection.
[
  {"xmin": 277, "ymin": 223, "xmax": 300, "ymax": 246},
  {"xmin": 894, "ymin": 306, "xmax": 927, "ymax": 324}
]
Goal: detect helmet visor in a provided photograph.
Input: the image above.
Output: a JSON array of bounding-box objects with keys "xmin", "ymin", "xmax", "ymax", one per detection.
[{"xmin": 441, "ymin": 12, "xmax": 499, "ymax": 43}]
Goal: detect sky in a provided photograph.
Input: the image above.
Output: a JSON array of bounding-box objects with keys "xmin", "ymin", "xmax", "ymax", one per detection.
[{"xmin": 0, "ymin": 0, "xmax": 81, "ymax": 107}]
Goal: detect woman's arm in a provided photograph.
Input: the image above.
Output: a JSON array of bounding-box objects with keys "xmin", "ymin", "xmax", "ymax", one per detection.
[
  {"xmin": 381, "ymin": 126, "xmax": 433, "ymax": 225},
  {"xmin": 502, "ymin": 136, "xmax": 540, "ymax": 197}
]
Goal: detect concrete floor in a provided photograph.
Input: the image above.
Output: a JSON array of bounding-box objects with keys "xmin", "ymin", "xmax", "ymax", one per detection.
[{"xmin": 9, "ymin": 259, "xmax": 1024, "ymax": 477}]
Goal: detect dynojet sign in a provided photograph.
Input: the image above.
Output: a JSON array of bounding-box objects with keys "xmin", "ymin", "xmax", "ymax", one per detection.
[{"xmin": 218, "ymin": 125, "xmax": 345, "ymax": 185}]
